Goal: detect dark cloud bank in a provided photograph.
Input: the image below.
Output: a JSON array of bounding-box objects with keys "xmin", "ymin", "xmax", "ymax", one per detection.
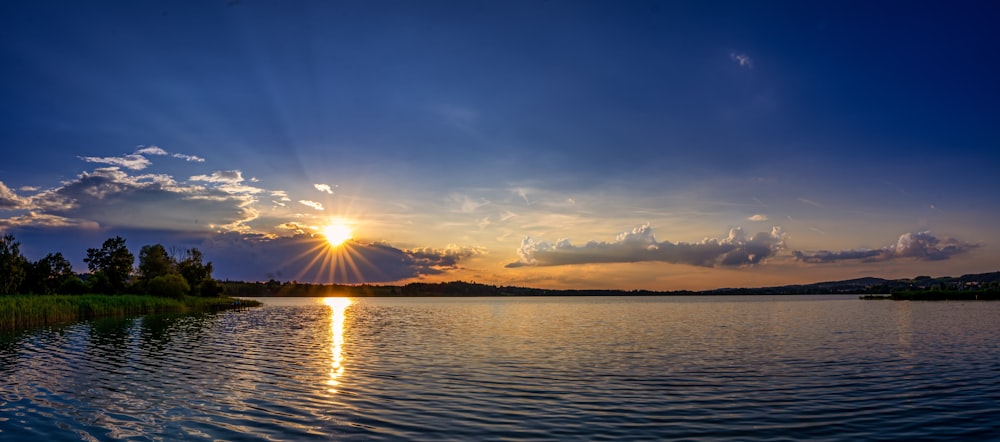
[
  {"xmin": 793, "ymin": 231, "xmax": 977, "ymax": 263},
  {"xmin": 508, "ymin": 225, "xmax": 976, "ymax": 269},
  {"xmin": 507, "ymin": 224, "xmax": 786, "ymax": 268},
  {"xmin": 204, "ymin": 233, "xmax": 483, "ymax": 283}
]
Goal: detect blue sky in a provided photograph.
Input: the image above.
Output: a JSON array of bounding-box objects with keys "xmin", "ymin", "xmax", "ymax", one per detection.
[{"xmin": 1, "ymin": 1, "xmax": 997, "ymax": 290}]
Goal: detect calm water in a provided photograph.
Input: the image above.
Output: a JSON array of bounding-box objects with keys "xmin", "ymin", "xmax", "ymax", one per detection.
[{"xmin": 2, "ymin": 295, "xmax": 999, "ymax": 440}]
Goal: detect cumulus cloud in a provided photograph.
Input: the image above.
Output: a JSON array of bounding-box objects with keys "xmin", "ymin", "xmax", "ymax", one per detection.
[
  {"xmin": 298, "ymin": 200, "xmax": 324, "ymax": 211},
  {"xmin": 18, "ymin": 165, "xmax": 262, "ymax": 232},
  {"xmin": 793, "ymin": 231, "xmax": 977, "ymax": 263},
  {"xmin": 79, "ymin": 154, "xmax": 152, "ymax": 170},
  {"xmin": 0, "ymin": 181, "xmax": 29, "ymax": 209},
  {"xmin": 730, "ymin": 52, "xmax": 753, "ymax": 68},
  {"xmin": 748, "ymin": 214, "xmax": 768, "ymax": 221},
  {"xmin": 406, "ymin": 244, "xmax": 486, "ymax": 271},
  {"xmin": 507, "ymin": 224, "xmax": 785, "ymax": 268},
  {"xmin": 314, "ymin": 183, "xmax": 335, "ymax": 194}
]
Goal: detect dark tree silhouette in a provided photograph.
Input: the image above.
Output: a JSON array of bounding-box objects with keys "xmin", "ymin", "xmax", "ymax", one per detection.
[
  {"xmin": 26, "ymin": 252, "xmax": 74, "ymax": 294},
  {"xmin": 0, "ymin": 233, "xmax": 28, "ymax": 294},
  {"xmin": 177, "ymin": 248, "xmax": 214, "ymax": 296},
  {"xmin": 84, "ymin": 236, "xmax": 134, "ymax": 294},
  {"xmin": 147, "ymin": 274, "xmax": 190, "ymax": 298},
  {"xmin": 138, "ymin": 244, "xmax": 175, "ymax": 285}
]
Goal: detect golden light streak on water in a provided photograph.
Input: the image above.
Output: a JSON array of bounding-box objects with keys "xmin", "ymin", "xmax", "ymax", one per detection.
[{"xmin": 323, "ymin": 297, "xmax": 352, "ymax": 393}]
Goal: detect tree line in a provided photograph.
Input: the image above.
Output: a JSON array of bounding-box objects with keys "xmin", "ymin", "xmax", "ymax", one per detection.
[{"xmin": 0, "ymin": 233, "xmax": 222, "ymax": 298}]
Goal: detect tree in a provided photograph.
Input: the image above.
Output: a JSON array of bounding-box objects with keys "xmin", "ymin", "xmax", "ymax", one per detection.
[
  {"xmin": 84, "ymin": 236, "xmax": 134, "ymax": 294},
  {"xmin": 138, "ymin": 244, "xmax": 175, "ymax": 285},
  {"xmin": 146, "ymin": 274, "xmax": 190, "ymax": 298},
  {"xmin": 0, "ymin": 233, "xmax": 28, "ymax": 294},
  {"xmin": 26, "ymin": 252, "xmax": 74, "ymax": 294},
  {"xmin": 177, "ymin": 248, "xmax": 213, "ymax": 296},
  {"xmin": 198, "ymin": 278, "xmax": 223, "ymax": 297},
  {"xmin": 58, "ymin": 276, "xmax": 89, "ymax": 295}
]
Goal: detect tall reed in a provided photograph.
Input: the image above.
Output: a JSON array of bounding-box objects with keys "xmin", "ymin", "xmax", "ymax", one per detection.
[{"xmin": 0, "ymin": 295, "xmax": 260, "ymax": 332}]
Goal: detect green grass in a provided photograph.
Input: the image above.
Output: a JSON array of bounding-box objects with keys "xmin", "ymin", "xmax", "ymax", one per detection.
[{"xmin": 0, "ymin": 294, "xmax": 261, "ymax": 332}]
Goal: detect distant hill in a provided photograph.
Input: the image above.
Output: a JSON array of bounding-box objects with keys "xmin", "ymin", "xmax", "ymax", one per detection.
[
  {"xmin": 223, "ymin": 271, "xmax": 1000, "ymax": 297},
  {"xmin": 705, "ymin": 272, "xmax": 1000, "ymax": 295}
]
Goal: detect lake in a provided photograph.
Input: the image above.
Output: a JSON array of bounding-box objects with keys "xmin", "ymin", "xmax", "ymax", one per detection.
[{"xmin": 2, "ymin": 295, "xmax": 999, "ymax": 440}]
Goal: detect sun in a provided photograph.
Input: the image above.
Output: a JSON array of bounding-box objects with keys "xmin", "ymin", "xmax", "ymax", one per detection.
[{"xmin": 322, "ymin": 223, "xmax": 353, "ymax": 247}]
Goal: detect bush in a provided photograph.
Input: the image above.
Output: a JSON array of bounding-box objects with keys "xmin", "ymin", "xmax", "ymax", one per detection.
[
  {"xmin": 58, "ymin": 276, "xmax": 89, "ymax": 295},
  {"xmin": 198, "ymin": 278, "xmax": 224, "ymax": 297},
  {"xmin": 147, "ymin": 274, "xmax": 190, "ymax": 298}
]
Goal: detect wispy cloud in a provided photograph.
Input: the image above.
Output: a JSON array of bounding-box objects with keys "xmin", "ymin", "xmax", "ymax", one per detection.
[
  {"xmin": 0, "ymin": 212, "xmax": 100, "ymax": 229},
  {"xmin": 451, "ymin": 193, "xmax": 490, "ymax": 213},
  {"xmin": 79, "ymin": 154, "xmax": 152, "ymax": 170},
  {"xmin": 298, "ymin": 200, "xmax": 324, "ymax": 211},
  {"xmin": 729, "ymin": 52, "xmax": 753, "ymax": 68},
  {"xmin": 793, "ymin": 231, "xmax": 977, "ymax": 263},
  {"xmin": 797, "ymin": 197, "xmax": 823, "ymax": 207},
  {"xmin": 748, "ymin": 214, "xmax": 768, "ymax": 221},
  {"xmin": 190, "ymin": 170, "xmax": 244, "ymax": 184},
  {"xmin": 173, "ymin": 153, "xmax": 205, "ymax": 162},
  {"xmin": 507, "ymin": 224, "xmax": 785, "ymax": 268},
  {"xmin": 314, "ymin": 183, "xmax": 335, "ymax": 194},
  {"xmin": 136, "ymin": 146, "xmax": 168, "ymax": 156}
]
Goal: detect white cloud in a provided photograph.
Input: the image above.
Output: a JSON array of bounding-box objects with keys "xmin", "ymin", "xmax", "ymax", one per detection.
[
  {"xmin": 314, "ymin": 183, "xmax": 335, "ymax": 194},
  {"xmin": 189, "ymin": 170, "xmax": 260, "ymax": 195},
  {"xmin": 0, "ymin": 181, "xmax": 30, "ymax": 209},
  {"xmin": 136, "ymin": 146, "xmax": 168, "ymax": 156},
  {"xmin": 190, "ymin": 170, "xmax": 244, "ymax": 184},
  {"xmin": 507, "ymin": 224, "xmax": 786, "ymax": 268},
  {"xmin": 748, "ymin": 214, "xmax": 768, "ymax": 221},
  {"xmin": 16, "ymin": 163, "xmax": 264, "ymax": 232},
  {"xmin": 451, "ymin": 193, "xmax": 490, "ymax": 213},
  {"xmin": 173, "ymin": 153, "xmax": 205, "ymax": 162},
  {"xmin": 79, "ymin": 154, "xmax": 152, "ymax": 170},
  {"xmin": 793, "ymin": 231, "xmax": 977, "ymax": 263},
  {"xmin": 730, "ymin": 52, "xmax": 753, "ymax": 68},
  {"xmin": 298, "ymin": 200, "xmax": 324, "ymax": 211}
]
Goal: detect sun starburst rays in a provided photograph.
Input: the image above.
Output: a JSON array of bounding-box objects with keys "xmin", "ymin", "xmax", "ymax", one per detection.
[{"xmin": 286, "ymin": 229, "xmax": 378, "ymax": 285}]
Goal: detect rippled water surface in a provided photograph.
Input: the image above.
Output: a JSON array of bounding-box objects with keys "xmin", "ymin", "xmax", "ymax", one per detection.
[{"xmin": 2, "ymin": 295, "xmax": 1000, "ymax": 440}]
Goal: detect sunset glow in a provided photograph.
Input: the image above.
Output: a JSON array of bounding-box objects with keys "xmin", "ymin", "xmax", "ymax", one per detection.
[
  {"xmin": 0, "ymin": 2, "xmax": 997, "ymax": 291},
  {"xmin": 323, "ymin": 223, "xmax": 353, "ymax": 248}
]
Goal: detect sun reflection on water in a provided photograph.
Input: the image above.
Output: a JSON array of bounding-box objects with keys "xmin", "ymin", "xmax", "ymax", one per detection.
[{"xmin": 323, "ymin": 297, "xmax": 352, "ymax": 392}]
